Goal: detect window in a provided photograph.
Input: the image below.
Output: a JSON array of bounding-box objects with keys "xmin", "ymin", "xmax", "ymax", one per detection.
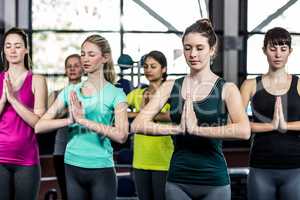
[{"xmin": 32, "ymin": 0, "xmax": 207, "ymax": 92}]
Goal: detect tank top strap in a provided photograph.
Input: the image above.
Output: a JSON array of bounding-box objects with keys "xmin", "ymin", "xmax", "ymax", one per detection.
[
  {"xmin": 288, "ymin": 75, "xmax": 299, "ymax": 96},
  {"xmin": 255, "ymin": 76, "xmax": 263, "ymax": 93}
]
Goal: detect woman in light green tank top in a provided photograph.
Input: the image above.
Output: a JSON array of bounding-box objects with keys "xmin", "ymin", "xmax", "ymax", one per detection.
[{"xmin": 127, "ymin": 51, "xmax": 173, "ymax": 200}]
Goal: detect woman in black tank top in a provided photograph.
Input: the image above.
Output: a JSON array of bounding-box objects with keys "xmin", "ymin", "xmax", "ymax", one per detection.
[
  {"xmin": 132, "ymin": 19, "xmax": 250, "ymax": 200},
  {"xmin": 241, "ymin": 27, "xmax": 300, "ymax": 200}
]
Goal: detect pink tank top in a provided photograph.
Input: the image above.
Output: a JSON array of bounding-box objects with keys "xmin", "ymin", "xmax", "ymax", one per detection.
[{"xmin": 0, "ymin": 71, "xmax": 39, "ymax": 166}]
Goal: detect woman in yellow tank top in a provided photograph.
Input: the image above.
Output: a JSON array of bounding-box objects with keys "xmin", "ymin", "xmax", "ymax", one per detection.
[{"xmin": 127, "ymin": 51, "xmax": 174, "ymax": 200}]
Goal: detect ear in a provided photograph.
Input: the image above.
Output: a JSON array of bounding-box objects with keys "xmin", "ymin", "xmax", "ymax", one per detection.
[
  {"xmin": 103, "ymin": 53, "xmax": 111, "ymax": 63},
  {"xmin": 289, "ymin": 47, "xmax": 293, "ymax": 54},
  {"xmin": 162, "ymin": 66, "xmax": 167, "ymax": 74},
  {"xmin": 209, "ymin": 45, "xmax": 216, "ymax": 58},
  {"xmin": 262, "ymin": 47, "xmax": 267, "ymax": 55}
]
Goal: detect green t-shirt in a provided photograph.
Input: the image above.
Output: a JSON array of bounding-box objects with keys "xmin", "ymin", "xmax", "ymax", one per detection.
[
  {"xmin": 58, "ymin": 82, "xmax": 126, "ymax": 168},
  {"xmin": 127, "ymin": 88, "xmax": 174, "ymax": 171}
]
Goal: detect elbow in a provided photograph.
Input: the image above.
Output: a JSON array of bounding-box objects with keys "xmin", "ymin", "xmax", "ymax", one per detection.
[
  {"xmin": 34, "ymin": 122, "xmax": 42, "ymax": 134},
  {"xmin": 131, "ymin": 119, "xmax": 141, "ymax": 133},
  {"xmin": 239, "ymin": 122, "xmax": 251, "ymax": 140},
  {"xmin": 34, "ymin": 119, "xmax": 46, "ymax": 134},
  {"xmin": 118, "ymin": 130, "xmax": 129, "ymax": 144},
  {"xmin": 116, "ymin": 126, "xmax": 129, "ymax": 144}
]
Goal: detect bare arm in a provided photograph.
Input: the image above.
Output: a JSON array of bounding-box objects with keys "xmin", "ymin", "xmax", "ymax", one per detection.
[
  {"xmin": 128, "ymin": 111, "xmax": 171, "ymax": 122},
  {"xmin": 48, "ymin": 90, "xmax": 68, "ymax": 118},
  {"xmin": 0, "ymin": 94, "xmax": 6, "ymax": 115},
  {"xmin": 131, "ymin": 80, "xmax": 182, "ymax": 135},
  {"xmin": 188, "ymin": 83, "xmax": 250, "ymax": 139},
  {"xmin": 35, "ymin": 97, "xmax": 71, "ymax": 133},
  {"xmin": 7, "ymin": 75, "xmax": 47, "ymax": 128},
  {"xmin": 77, "ymin": 102, "xmax": 129, "ymax": 143}
]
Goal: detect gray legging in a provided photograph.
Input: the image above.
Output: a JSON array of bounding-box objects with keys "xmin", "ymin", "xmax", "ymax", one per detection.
[
  {"xmin": 248, "ymin": 167, "xmax": 300, "ymax": 200},
  {"xmin": 65, "ymin": 164, "xmax": 117, "ymax": 200},
  {"xmin": 0, "ymin": 163, "xmax": 40, "ymax": 200},
  {"xmin": 165, "ymin": 181, "xmax": 231, "ymax": 200}
]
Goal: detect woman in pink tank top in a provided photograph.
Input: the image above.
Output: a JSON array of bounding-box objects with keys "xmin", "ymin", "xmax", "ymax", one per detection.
[{"xmin": 0, "ymin": 28, "xmax": 47, "ymax": 200}]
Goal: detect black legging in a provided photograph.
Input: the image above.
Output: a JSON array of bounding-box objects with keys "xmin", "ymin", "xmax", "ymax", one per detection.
[
  {"xmin": 53, "ymin": 155, "xmax": 67, "ymax": 200},
  {"xmin": 0, "ymin": 163, "xmax": 40, "ymax": 200},
  {"xmin": 65, "ymin": 164, "xmax": 117, "ymax": 200},
  {"xmin": 133, "ymin": 168, "xmax": 167, "ymax": 200}
]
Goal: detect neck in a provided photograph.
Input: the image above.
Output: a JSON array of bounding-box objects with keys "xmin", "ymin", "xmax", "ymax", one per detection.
[
  {"xmin": 69, "ymin": 79, "xmax": 81, "ymax": 85},
  {"xmin": 189, "ymin": 67, "xmax": 215, "ymax": 83},
  {"xmin": 148, "ymin": 79, "xmax": 162, "ymax": 92},
  {"xmin": 266, "ymin": 67, "xmax": 288, "ymax": 80},
  {"xmin": 8, "ymin": 64, "xmax": 27, "ymax": 76},
  {"xmin": 86, "ymin": 68, "xmax": 107, "ymax": 89}
]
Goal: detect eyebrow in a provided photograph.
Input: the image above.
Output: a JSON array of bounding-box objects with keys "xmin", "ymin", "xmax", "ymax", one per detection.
[{"xmin": 5, "ymin": 42, "xmax": 23, "ymax": 45}]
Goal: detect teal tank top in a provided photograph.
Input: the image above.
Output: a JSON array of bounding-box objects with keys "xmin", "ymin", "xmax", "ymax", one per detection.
[{"xmin": 168, "ymin": 77, "xmax": 230, "ymax": 186}]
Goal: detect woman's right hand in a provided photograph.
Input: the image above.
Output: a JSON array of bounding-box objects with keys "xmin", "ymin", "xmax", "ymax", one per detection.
[
  {"xmin": 179, "ymin": 101, "xmax": 187, "ymax": 134},
  {"xmin": 271, "ymin": 96, "xmax": 280, "ymax": 130}
]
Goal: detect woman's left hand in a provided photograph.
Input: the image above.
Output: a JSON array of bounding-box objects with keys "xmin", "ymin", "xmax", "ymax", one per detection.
[
  {"xmin": 185, "ymin": 93, "xmax": 198, "ymax": 135},
  {"xmin": 70, "ymin": 91, "xmax": 85, "ymax": 124},
  {"xmin": 5, "ymin": 73, "xmax": 17, "ymax": 104},
  {"xmin": 277, "ymin": 96, "xmax": 287, "ymax": 132}
]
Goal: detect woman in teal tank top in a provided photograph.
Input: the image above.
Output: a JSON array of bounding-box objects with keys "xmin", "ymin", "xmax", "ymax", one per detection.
[
  {"xmin": 132, "ymin": 19, "xmax": 251, "ymax": 200},
  {"xmin": 36, "ymin": 34, "xmax": 129, "ymax": 200}
]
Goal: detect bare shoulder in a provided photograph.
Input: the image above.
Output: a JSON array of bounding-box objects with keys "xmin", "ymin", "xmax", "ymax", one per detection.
[
  {"xmin": 32, "ymin": 74, "xmax": 47, "ymax": 93},
  {"xmin": 32, "ymin": 74, "xmax": 47, "ymax": 85},
  {"xmin": 222, "ymin": 82, "xmax": 240, "ymax": 99},
  {"xmin": 158, "ymin": 79, "xmax": 175, "ymax": 93},
  {"xmin": 240, "ymin": 78, "xmax": 256, "ymax": 91}
]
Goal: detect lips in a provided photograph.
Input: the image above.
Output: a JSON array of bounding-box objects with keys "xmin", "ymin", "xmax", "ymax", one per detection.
[{"xmin": 189, "ymin": 60, "xmax": 200, "ymax": 65}]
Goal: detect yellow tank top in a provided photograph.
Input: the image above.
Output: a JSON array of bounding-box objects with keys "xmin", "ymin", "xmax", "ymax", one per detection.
[{"xmin": 127, "ymin": 88, "xmax": 174, "ymax": 171}]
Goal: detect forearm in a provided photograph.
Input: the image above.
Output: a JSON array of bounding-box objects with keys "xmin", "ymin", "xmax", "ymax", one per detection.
[
  {"xmin": 35, "ymin": 118, "xmax": 71, "ymax": 133},
  {"xmin": 0, "ymin": 102, "xmax": 5, "ymax": 115},
  {"xmin": 250, "ymin": 122, "xmax": 274, "ymax": 133},
  {"xmin": 287, "ymin": 121, "xmax": 300, "ymax": 131},
  {"xmin": 11, "ymin": 99, "xmax": 44, "ymax": 127},
  {"xmin": 78, "ymin": 118, "xmax": 129, "ymax": 143},
  {"xmin": 128, "ymin": 112, "xmax": 138, "ymax": 119},
  {"xmin": 154, "ymin": 112, "xmax": 171, "ymax": 122},
  {"xmin": 131, "ymin": 120, "xmax": 181, "ymax": 136},
  {"xmin": 192, "ymin": 122, "xmax": 250, "ymax": 140}
]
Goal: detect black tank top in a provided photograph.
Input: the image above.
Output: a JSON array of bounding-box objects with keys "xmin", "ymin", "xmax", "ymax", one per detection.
[
  {"xmin": 167, "ymin": 77, "xmax": 229, "ymax": 186},
  {"xmin": 250, "ymin": 75, "xmax": 300, "ymax": 169}
]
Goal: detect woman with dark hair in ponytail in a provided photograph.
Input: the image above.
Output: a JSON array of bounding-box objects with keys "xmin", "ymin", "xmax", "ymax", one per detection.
[
  {"xmin": 0, "ymin": 27, "xmax": 47, "ymax": 200},
  {"xmin": 127, "ymin": 50, "xmax": 173, "ymax": 200},
  {"xmin": 131, "ymin": 19, "xmax": 250, "ymax": 200}
]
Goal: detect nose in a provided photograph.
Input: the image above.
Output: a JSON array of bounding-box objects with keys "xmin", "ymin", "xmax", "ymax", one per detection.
[
  {"xmin": 275, "ymin": 49, "xmax": 281, "ymax": 58},
  {"xmin": 81, "ymin": 55, "xmax": 88, "ymax": 63},
  {"xmin": 189, "ymin": 48, "xmax": 197, "ymax": 58},
  {"xmin": 9, "ymin": 47, "xmax": 17, "ymax": 53}
]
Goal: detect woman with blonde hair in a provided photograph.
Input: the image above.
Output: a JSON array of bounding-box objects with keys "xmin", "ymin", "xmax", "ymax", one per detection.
[{"xmin": 36, "ymin": 34, "xmax": 129, "ymax": 200}]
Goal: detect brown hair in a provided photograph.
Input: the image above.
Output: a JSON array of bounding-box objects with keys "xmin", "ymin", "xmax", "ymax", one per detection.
[
  {"xmin": 65, "ymin": 54, "xmax": 81, "ymax": 67},
  {"xmin": 263, "ymin": 27, "xmax": 291, "ymax": 49},
  {"xmin": 1, "ymin": 27, "xmax": 31, "ymax": 71},
  {"xmin": 182, "ymin": 18, "xmax": 218, "ymax": 57},
  {"xmin": 82, "ymin": 34, "xmax": 116, "ymax": 83},
  {"xmin": 144, "ymin": 50, "xmax": 167, "ymax": 82}
]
